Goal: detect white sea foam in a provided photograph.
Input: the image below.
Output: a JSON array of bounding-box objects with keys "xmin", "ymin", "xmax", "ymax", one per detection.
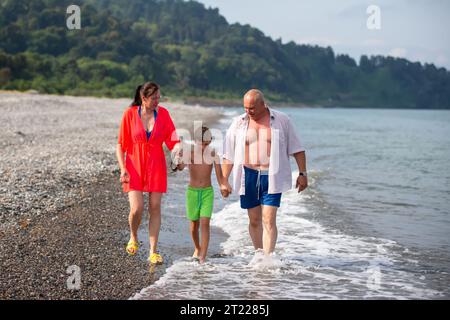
[
  {"xmin": 130, "ymin": 110, "xmax": 446, "ymax": 300},
  {"xmin": 131, "ymin": 181, "xmax": 442, "ymax": 300}
]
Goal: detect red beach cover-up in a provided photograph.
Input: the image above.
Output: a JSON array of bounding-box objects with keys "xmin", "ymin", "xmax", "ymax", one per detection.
[{"xmin": 118, "ymin": 105, "xmax": 180, "ymax": 193}]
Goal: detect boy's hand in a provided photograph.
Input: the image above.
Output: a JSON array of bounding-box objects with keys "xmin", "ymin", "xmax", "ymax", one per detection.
[{"xmin": 177, "ymin": 148, "xmax": 183, "ymax": 158}]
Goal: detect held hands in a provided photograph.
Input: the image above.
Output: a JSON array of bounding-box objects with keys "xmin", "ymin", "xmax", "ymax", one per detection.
[
  {"xmin": 296, "ymin": 175, "xmax": 308, "ymax": 193},
  {"xmin": 220, "ymin": 180, "xmax": 232, "ymax": 198},
  {"xmin": 172, "ymin": 143, "xmax": 183, "ymax": 158},
  {"xmin": 120, "ymin": 168, "xmax": 130, "ymax": 184},
  {"xmin": 170, "ymin": 144, "xmax": 184, "ymax": 172},
  {"xmin": 176, "ymin": 161, "xmax": 186, "ymax": 171}
]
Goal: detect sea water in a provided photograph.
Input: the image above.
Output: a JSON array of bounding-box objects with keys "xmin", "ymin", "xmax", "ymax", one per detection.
[{"xmin": 132, "ymin": 107, "xmax": 450, "ymax": 300}]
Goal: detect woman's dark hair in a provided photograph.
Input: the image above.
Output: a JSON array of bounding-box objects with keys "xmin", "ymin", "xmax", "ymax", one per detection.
[{"xmin": 131, "ymin": 82, "xmax": 160, "ymax": 107}]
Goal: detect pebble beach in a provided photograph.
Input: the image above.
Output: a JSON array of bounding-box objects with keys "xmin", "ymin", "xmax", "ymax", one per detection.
[{"xmin": 0, "ymin": 92, "xmax": 225, "ymax": 299}]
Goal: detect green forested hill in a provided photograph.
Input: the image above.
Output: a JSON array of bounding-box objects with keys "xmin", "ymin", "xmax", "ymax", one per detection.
[{"xmin": 1, "ymin": 0, "xmax": 449, "ymax": 108}]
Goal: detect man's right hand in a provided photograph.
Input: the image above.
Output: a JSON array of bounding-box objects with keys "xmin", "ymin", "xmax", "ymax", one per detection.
[{"xmin": 120, "ymin": 168, "xmax": 130, "ymax": 184}]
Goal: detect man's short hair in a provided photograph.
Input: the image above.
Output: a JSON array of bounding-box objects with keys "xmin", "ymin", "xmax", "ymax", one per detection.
[{"xmin": 244, "ymin": 89, "xmax": 266, "ymax": 106}]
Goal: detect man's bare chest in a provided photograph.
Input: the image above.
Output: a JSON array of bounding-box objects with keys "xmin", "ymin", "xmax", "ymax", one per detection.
[{"xmin": 246, "ymin": 121, "xmax": 272, "ymax": 145}]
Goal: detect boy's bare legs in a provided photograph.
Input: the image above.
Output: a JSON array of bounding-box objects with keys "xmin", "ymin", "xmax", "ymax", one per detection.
[
  {"xmin": 148, "ymin": 192, "xmax": 162, "ymax": 255},
  {"xmin": 199, "ymin": 217, "xmax": 210, "ymax": 263},
  {"xmin": 128, "ymin": 191, "xmax": 144, "ymax": 253},
  {"xmin": 247, "ymin": 206, "xmax": 263, "ymax": 250},
  {"xmin": 190, "ymin": 220, "xmax": 201, "ymax": 258},
  {"xmin": 262, "ymin": 205, "xmax": 278, "ymax": 255}
]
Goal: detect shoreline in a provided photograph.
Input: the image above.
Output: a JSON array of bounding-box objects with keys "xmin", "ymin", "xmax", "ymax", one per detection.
[
  {"xmin": 0, "ymin": 92, "xmax": 227, "ymax": 299},
  {"xmin": 0, "ymin": 89, "xmax": 319, "ymax": 109},
  {"xmin": 4, "ymin": 90, "xmax": 449, "ymax": 110}
]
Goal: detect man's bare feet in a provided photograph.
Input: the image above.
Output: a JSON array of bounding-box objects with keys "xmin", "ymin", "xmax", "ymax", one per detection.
[{"xmin": 199, "ymin": 256, "xmax": 206, "ymax": 264}]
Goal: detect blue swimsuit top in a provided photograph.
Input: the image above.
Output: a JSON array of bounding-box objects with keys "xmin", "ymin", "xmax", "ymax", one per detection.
[{"xmin": 138, "ymin": 106, "xmax": 157, "ymax": 140}]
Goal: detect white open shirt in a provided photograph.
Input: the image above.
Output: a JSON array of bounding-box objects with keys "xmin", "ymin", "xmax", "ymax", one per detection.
[{"xmin": 223, "ymin": 107, "xmax": 305, "ymax": 195}]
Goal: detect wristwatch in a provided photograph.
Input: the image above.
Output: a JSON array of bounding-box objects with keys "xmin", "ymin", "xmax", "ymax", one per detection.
[{"xmin": 299, "ymin": 172, "xmax": 307, "ymax": 177}]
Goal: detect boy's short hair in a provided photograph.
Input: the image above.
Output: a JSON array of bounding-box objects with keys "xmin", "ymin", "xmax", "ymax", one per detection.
[{"xmin": 194, "ymin": 126, "xmax": 212, "ymax": 143}]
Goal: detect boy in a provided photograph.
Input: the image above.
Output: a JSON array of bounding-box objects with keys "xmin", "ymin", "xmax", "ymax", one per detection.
[{"xmin": 177, "ymin": 126, "xmax": 229, "ymax": 264}]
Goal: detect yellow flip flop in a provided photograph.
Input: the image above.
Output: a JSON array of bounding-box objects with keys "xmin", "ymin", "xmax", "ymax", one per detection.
[
  {"xmin": 148, "ymin": 252, "xmax": 164, "ymax": 264},
  {"xmin": 126, "ymin": 240, "xmax": 139, "ymax": 256}
]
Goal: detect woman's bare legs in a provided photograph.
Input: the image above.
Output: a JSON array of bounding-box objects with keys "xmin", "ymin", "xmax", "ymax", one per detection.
[
  {"xmin": 128, "ymin": 191, "xmax": 144, "ymax": 253},
  {"xmin": 148, "ymin": 192, "xmax": 163, "ymax": 255}
]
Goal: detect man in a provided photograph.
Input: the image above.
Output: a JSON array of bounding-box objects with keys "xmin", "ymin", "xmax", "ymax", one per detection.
[{"xmin": 221, "ymin": 89, "xmax": 308, "ymax": 255}]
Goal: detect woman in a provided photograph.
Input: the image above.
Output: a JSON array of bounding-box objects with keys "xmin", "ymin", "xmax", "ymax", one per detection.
[{"xmin": 116, "ymin": 82, "xmax": 180, "ymax": 264}]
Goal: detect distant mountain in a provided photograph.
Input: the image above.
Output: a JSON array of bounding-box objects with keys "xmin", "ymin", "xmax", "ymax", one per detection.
[{"xmin": 1, "ymin": 0, "xmax": 449, "ymax": 108}]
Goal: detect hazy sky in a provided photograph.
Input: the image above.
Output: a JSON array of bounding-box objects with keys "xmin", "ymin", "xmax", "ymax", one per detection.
[{"xmin": 196, "ymin": 0, "xmax": 450, "ymax": 69}]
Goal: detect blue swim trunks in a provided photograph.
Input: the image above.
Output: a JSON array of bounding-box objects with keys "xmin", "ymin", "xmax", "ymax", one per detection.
[{"xmin": 240, "ymin": 166, "xmax": 282, "ymax": 209}]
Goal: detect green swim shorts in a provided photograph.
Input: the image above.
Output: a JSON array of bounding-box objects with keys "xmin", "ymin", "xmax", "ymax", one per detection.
[{"xmin": 186, "ymin": 186, "xmax": 214, "ymax": 221}]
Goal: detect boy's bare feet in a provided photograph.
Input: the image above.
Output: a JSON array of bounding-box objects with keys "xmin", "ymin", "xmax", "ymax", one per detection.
[{"xmin": 193, "ymin": 248, "xmax": 200, "ymax": 259}]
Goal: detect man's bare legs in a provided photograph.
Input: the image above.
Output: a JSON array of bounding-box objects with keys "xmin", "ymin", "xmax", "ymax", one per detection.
[
  {"xmin": 128, "ymin": 191, "xmax": 144, "ymax": 253},
  {"xmin": 148, "ymin": 192, "xmax": 162, "ymax": 255},
  {"xmin": 262, "ymin": 205, "xmax": 278, "ymax": 255},
  {"xmin": 190, "ymin": 220, "xmax": 200, "ymax": 258},
  {"xmin": 248, "ymin": 206, "xmax": 263, "ymax": 250},
  {"xmin": 199, "ymin": 218, "xmax": 210, "ymax": 263}
]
